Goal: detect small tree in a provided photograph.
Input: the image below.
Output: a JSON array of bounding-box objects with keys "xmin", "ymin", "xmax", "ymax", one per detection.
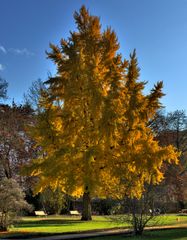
[
  {"xmin": 125, "ymin": 190, "xmax": 157, "ymax": 235},
  {"xmin": 0, "ymin": 178, "xmax": 32, "ymax": 231},
  {"xmin": 113, "ymin": 184, "xmax": 160, "ymax": 236},
  {"xmin": 39, "ymin": 187, "xmax": 66, "ymax": 215}
]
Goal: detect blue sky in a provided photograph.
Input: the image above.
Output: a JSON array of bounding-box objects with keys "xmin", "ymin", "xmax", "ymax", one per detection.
[{"xmin": 0, "ymin": 0, "xmax": 187, "ymax": 112}]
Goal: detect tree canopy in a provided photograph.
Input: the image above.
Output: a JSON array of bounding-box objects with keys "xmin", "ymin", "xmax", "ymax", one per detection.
[{"xmin": 25, "ymin": 6, "xmax": 179, "ymax": 220}]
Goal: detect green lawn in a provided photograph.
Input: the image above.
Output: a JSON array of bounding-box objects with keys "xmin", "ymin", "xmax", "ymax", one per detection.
[
  {"xmin": 0, "ymin": 215, "xmax": 126, "ymax": 238},
  {"xmin": 1, "ymin": 214, "xmax": 187, "ymax": 239},
  {"xmin": 10, "ymin": 215, "xmax": 127, "ymax": 233},
  {"xmin": 87, "ymin": 229, "xmax": 187, "ymax": 240}
]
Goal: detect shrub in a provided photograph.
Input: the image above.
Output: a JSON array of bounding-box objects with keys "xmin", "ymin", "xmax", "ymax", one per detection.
[{"xmin": 0, "ymin": 178, "xmax": 32, "ymax": 231}]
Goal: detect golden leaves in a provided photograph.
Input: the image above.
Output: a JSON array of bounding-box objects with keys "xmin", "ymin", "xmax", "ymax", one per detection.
[{"xmin": 25, "ymin": 6, "xmax": 179, "ymax": 200}]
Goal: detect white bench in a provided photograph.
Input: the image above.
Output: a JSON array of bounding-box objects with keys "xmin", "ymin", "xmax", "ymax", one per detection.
[
  {"xmin": 181, "ymin": 209, "xmax": 187, "ymax": 214},
  {"xmin": 70, "ymin": 210, "xmax": 80, "ymax": 215},
  {"xmin": 34, "ymin": 211, "xmax": 47, "ymax": 216}
]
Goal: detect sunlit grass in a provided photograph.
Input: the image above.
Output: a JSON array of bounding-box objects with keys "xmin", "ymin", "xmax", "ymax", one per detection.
[
  {"xmin": 11, "ymin": 215, "xmax": 127, "ymax": 233},
  {"xmin": 1, "ymin": 214, "xmax": 187, "ymax": 238}
]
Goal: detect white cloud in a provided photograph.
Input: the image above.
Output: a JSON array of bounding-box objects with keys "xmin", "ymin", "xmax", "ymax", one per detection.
[
  {"xmin": 9, "ymin": 48, "xmax": 34, "ymax": 56},
  {"xmin": 0, "ymin": 64, "xmax": 5, "ymax": 71},
  {"xmin": 0, "ymin": 45, "xmax": 7, "ymax": 54},
  {"xmin": 0, "ymin": 45, "xmax": 34, "ymax": 57}
]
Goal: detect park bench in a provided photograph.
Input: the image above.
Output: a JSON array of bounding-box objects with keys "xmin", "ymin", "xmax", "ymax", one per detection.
[
  {"xmin": 34, "ymin": 210, "xmax": 47, "ymax": 216},
  {"xmin": 69, "ymin": 210, "xmax": 80, "ymax": 215},
  {"xmin": 181, "ymin": 209, "xmax": 187, "ymax": 214}
]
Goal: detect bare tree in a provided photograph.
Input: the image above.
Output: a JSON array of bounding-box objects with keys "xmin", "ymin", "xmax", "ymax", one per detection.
[
  {"xmin": 0, "ymin": 77, "xmax": 8, "ymax": 100},
  {"xmin": 0, "ymin": 103, "xmax": 35, "ymax": 187},
  {"xmin": 114, "ymin": 184, "xmax": 160, "ymax": 236},
  {"xmin": 151, "ymin": 110, "xmax": 187, "ymax": 210},
  {"xmin": 23, "ymin": 79, "xmax": 46, "ymax": 113}
]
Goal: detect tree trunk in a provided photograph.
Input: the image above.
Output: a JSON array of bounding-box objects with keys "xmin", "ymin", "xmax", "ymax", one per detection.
[
  {"xmin": 178, "ymin": 200, "xmax": 185, "ymax": 210},
  {"xmin": 134, "ymin": 228, "xmax": 144, "ymax": 236},
  {"xmin": 81, "ymin": 191, "xmax": 92, "ymax": 221}
]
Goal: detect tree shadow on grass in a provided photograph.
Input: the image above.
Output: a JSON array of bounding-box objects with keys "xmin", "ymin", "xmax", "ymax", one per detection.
[
  {"xmin": 86, "ymin": 229, "xmax": 187, "ymax": 240},
  {"xmin": 15, "ymin": 216, "xmax": 111, "ymax": 228},
  {"xmin": 142, "ymin": 229, "xmax": 187, "ymax": 240},
  {"xmin": 14, "ymin": 218, "xmax": 85, "ymax": 228},
  {"xmin": 4, "ymin": 228, "xmax": 187, "ymax": 240},
  {"xmin": 2, "ymin": 219, "xmax": 90, "ymax": 239}
]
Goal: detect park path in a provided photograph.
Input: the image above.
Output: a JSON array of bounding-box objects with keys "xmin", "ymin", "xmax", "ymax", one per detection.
[{"xmin": 1, "ymin": 224, "xmax": 187, "ymax": 240}]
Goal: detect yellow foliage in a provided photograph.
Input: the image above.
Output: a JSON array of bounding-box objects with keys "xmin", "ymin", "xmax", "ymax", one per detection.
[{"xmin": 25, "ymin": 6, "xmax": 179, "ymax": 200}]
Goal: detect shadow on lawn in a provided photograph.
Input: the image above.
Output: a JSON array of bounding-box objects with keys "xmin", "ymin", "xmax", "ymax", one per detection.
[
  {"xmin": 86, "ymin": 229, "xmax": 187, "ymax": 240},
  {"xmin": 2, "ymin": 218, "xmax": 113, "ymax": 239},
  {"xmin": 14, "ymin": 218, "xmax": 86, "ymax": 228},
  {"xmin": 142, "ymin": 228, "xmax": 187, "ymax": 240},
  {"xmin": 1, "ymin": 232, "xmax": 69, "ymax": 239},
  {"xmin": 1, "ymin": 219, "xmax": 93, "ymax": 239}
]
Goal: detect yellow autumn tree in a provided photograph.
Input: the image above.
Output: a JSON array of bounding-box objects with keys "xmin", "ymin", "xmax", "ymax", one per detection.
[{"xmin": 25, "ymin": 6, "xmax": 179, "ymax": 220}]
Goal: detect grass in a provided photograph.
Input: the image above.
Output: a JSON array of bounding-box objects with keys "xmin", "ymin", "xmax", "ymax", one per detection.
[
  {"xmin": 0, "ymin": 215, "xmax": 126, "ymax": 238},
  {"xmin": 86, "ymin": 228, "xmax": 187, "ymax": 240},
  {"xmin": 13, "ymin": 215, "xmax": 127, "ymax": 231},
  {"xmin": 1, "ymin": 214, "xmax": 187, "ymax": 239}
]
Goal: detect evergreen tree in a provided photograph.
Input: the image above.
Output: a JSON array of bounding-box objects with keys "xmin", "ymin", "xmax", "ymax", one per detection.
[{"xmin": 25, "ymin": 6, "xmax": 179, "ymax": 220}]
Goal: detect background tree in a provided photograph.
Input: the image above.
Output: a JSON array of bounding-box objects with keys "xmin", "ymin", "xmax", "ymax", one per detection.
[
  {"xmin": 152, "ymin": 110, "xmax": 187, "ymax": 210},
  {"xmin": 0, "ymin": 77, "xmax": 8, "ymax": 100},
  {"xmin": 0, "ymin": 103, "xmax": 35, "ymax": 188},
  {"xmin": 39, "ymin": 187, "xmax": 66, "ymax": 215},
  {"xmin": 23, "ymin": 78, "xmax": 46, "ymax": 113},
  {"xmin": 25, "ymin": 6, "xmax": 179, "ymax": 221}
]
